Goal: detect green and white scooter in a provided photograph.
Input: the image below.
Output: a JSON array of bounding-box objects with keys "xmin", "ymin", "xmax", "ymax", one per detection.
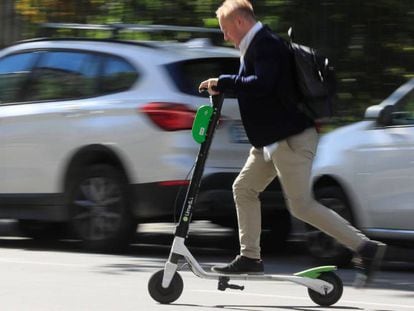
[{"xmin": 148, "ymin": 92, "xmax": 343, "ymax": 307}]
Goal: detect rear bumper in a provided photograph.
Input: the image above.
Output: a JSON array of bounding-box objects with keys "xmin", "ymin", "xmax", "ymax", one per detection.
[
  {"xmin": 130, "ymin": 172, "xmax": 287, "ymax": 223},
  {"xmin": 0, "ymin": 173, "xmax": 287, "ymax": 225},
  {"xmin": 129, "ymin": 182, "xmax": 187, "ymax": 221}
]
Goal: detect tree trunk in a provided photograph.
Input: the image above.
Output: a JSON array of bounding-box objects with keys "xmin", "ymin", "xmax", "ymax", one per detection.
[{"xmin": 0, "ymin": 0, "xmax": 22, "ymax": 48}]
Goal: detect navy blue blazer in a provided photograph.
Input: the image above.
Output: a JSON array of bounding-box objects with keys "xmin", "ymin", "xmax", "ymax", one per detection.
[{"xmin": 217, "ymin": 25, "xmax": 313, "ymax": 148}]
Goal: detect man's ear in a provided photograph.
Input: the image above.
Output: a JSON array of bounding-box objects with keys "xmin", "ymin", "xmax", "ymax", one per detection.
[{"xmin": 234, "ymin": 15, "xmax": 243, "ymax": 27}]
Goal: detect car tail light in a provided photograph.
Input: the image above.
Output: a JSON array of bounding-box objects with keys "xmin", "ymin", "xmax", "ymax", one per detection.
[
  {"xmin": 315, "ymin": 120, "xmax": 324, "ymax": 133},
  {"xmin": 158, "ymin": 180, "xmax": 190, "ymax": 187},
  {"xmin": 140, "ymin": 102, "xmax": 196, "ymax": 131}
]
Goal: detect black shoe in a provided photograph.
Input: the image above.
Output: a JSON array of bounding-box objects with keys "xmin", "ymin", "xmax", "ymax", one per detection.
[
  {"xmin": 211, "ymin": 255, "xmax": 264, "ymax": 275},
  {"xmin": 353, "ymin": 240, "xmax": 387, "ymax": 288}
]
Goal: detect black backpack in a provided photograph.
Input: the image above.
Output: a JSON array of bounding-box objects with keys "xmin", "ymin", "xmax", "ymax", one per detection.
[{"xmin": 287, "ymin": 28, "xmax": 336, "ymax": 121}]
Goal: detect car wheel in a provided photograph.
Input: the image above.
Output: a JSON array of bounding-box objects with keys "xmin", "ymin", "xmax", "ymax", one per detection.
[
  {"xmin": 67, "ymin": 164, "xmax": 137, "ymax": 252},
  {"xmin": 305, "ymin": 186, "xmax": 353, "ymax": 267}
]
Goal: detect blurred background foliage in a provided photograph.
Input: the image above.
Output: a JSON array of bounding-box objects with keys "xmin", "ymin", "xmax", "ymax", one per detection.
[{"xmin": 1, "ymin": 0, "xmax": 413, "ymax": 125}]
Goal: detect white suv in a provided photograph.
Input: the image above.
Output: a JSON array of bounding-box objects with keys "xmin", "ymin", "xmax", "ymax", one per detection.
[
  {"xmin": 0, "ymin": 34, "xmax": 290, "ymax": 251},
  {"xmin": 308, "ymin": 78, "xmax": 414, "ymax": 265}
]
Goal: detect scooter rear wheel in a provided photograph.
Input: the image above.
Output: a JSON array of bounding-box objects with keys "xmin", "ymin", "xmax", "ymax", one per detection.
[
  {"xmin": 308, "ymin": 271, "xmax": 343, "ymax": 306},
  {"xmin": 148, "ymin": 269, "xmax": 183, "ymax": 304}
]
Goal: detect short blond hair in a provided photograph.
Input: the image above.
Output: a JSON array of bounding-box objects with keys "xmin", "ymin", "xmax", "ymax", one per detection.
[{"xmin": 216, "ymin": 0, "xmax": 255, "ymax": 20}]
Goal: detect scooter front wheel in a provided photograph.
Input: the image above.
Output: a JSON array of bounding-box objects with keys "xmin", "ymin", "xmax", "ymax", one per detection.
[
  {"xmin": 148, "ymin": 269, "xmax": 184, "ymax": 304},
  {"xmin": 308, "ymin": 271, "xmax": 343, "ymax": 307}
]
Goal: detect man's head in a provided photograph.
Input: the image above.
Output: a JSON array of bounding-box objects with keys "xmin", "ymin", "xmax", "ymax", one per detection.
[{"xmin": 216, "ymin": 0, "xmax": 256, "ymax": 48}]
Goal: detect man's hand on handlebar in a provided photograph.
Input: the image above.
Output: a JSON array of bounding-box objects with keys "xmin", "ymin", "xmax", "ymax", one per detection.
[{"xmin": 199, "ymin": 78, "xmax": 220, "ymax": 95}]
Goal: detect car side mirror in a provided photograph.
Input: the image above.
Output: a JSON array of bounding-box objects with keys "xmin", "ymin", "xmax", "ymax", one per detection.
[{"xmin": 377, "ymin": 105, "xmax": 396, "ymax": 127}]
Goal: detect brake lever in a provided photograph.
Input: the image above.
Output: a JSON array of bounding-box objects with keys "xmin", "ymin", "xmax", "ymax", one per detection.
[
  {"xmin": 198, "ymin": 86, "xmax": 219, "ymax": 95},
  {"xmin": 199, "ymin": 87, "xmax": 209, "ymax": 94}
]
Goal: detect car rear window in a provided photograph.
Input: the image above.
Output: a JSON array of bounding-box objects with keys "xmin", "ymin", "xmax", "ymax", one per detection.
[
  {"xmin": 101, "ymin": 55, "xmax": 139, "ymax": 94},
  {"xmin": 166, "ymin": 57, "xmax": 239, "ymax": 98}
]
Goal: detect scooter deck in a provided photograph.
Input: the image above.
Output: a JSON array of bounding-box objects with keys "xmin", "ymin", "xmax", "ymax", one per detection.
[
  {"xmin": 188, "ymin": 265, "xmax": 337, "ymax": 281},
  {"xmin": 185, "ymin": 264, "xmax": 336, "ymax": 295},
  {"xmin": 166, "ymin": 236, "xmax": 336, "ymax": 295}
]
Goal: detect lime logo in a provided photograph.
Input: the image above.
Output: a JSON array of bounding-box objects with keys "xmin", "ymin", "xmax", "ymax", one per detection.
[{"xmin": 183, "ymin": 216, "xmax": 189, "ymax": 222}]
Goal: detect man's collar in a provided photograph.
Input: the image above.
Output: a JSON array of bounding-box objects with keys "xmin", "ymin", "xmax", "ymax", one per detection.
[{"xmin": 239, "ymin": 21, "xmax": 263, "ymax": 56}]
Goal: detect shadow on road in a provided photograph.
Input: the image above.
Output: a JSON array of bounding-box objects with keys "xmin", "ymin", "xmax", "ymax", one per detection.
[
  {"xmin": 173, "ymin": 303, "xmax": 362, "ymax": 311},
  {"xmin": 0, "ymin": 220, "xmax": 413, "ymax": 294}
]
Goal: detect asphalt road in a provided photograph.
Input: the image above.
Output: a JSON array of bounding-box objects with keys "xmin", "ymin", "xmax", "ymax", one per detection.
[{"xmin": 0, "ymin": 221, "xmax": 413, "ymax": 311}]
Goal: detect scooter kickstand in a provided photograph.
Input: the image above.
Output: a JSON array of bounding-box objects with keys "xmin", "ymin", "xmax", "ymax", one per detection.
[{"xmin": 218, "ymin": 276, "xmax": 245, "ymax": 291}]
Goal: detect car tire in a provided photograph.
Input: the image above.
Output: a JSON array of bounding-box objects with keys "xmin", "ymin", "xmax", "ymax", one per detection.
[
  {"xmin": 67, "ymin": 164, "xmax": 137, "ymax": 253},
  {"xmin": 305, "ymin": 186, "xmax": 353, "ymax": 267}
]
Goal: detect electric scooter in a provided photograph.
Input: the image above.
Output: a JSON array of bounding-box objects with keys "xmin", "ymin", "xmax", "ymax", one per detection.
[{"xmin": 148, "ymin": 92, "xmax": 343, "ymax": 307}]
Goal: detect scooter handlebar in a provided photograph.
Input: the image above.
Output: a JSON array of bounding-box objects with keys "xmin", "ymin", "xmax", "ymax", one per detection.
[{"xmin": 198, "ymin": 87, "xmax": 225, "ymax": 109}]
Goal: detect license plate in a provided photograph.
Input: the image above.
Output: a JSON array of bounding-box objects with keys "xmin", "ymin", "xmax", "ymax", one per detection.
[{"xmin": 229, "ymin": 121, "xmax": 249, "ymax": 144}]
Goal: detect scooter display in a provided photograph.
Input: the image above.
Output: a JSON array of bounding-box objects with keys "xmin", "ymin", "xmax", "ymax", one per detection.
[{"xmin": 148, "ymin": 92, "xmax": 343, "ymax": 307}]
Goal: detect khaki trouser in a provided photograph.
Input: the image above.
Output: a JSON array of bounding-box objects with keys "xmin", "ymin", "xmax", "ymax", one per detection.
[{"xmin": 233, "ymin": 127, "xmax": 368, "ymax": 259}]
